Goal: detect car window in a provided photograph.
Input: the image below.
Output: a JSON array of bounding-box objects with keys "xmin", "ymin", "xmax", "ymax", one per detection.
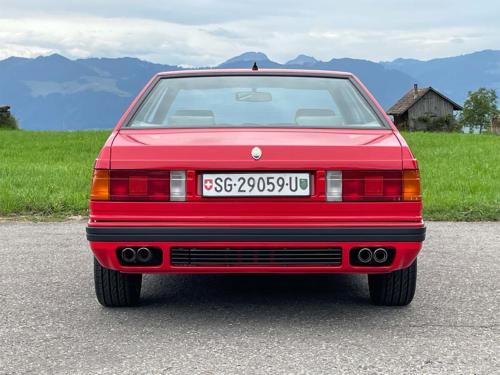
[{"xmin": 128, "ymin": 75, "xmax": 385, "ymax": 129}]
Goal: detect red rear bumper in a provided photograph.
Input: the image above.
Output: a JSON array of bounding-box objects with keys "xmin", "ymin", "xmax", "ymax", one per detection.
[{"xmin": 87, "ymin": 224, "xmax": 425, "ymax": 274}]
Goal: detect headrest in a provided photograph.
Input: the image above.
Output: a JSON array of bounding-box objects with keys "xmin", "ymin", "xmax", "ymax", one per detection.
[
  {"xmin": 169, "ymin": 110, "xmax": 215, "ymax": 126},
  {"xmin": 295, "ymin": 108, "xmax": 343, "ymax": 126}
]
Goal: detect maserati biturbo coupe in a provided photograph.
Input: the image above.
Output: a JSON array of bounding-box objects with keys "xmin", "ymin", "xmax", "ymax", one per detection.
[{"xmin": 87, "ymin": 68, "xmax": 425, "ymax": 307}]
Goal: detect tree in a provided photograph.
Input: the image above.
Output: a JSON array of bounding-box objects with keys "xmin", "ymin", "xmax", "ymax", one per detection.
[{"xmin": 459, "ymin": 88, "xmax": 498, "ymax": 134}]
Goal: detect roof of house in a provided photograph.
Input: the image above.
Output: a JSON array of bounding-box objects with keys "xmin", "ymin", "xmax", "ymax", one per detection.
[{"xmin": 387, "ymin": 87, "xmax": 463, "ymax": 115}]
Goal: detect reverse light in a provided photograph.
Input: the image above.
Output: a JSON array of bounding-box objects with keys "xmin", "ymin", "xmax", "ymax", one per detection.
[
  {"xmin": 326, "ymin": 170, "xmax": 342, "ymax": 201},
  {"xmin": 170, "ymin": 170, "xmax": 186, "ymax": 201}
]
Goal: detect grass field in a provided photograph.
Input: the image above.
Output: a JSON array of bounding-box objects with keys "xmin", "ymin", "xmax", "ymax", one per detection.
[
  {"xmin": 0, "ymin": 130, "xmax": 109, "ymax": 218},
  {"xmin": 404, "ymin": 132, "xmax": 499, "ymax": 221},
  {"xmin": 0, "ymin": 130, "xmax": 499, "ymax": 220}
]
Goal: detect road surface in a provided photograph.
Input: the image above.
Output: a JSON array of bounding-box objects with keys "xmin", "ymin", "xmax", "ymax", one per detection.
[{"xmin": 0, "ymin": 221, "xmax": 498, "ymax": 374}]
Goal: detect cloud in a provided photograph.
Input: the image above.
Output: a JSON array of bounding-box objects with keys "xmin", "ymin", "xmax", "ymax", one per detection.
[
  {"xmin": 451, "ymin": 37, "xmax": 466, "ymax": 44},
  {"xmin": 205, "ymin": 28, "xmax": 243, "ymax": 40},
  {"xmin": 0, "ymin": 16, "xmax": 231, "ymax": 65},
  {"xmin": 0, "ymin": 1, "xmax": 499, "ymax": 65},
  {"xmin": 0, "ymin": 0, "xmax": 301, "ymax": 25}
]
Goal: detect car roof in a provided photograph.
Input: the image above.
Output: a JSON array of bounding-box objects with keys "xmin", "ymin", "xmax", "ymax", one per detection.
[{"xmin": 155, "ymin": 68, "xmax": 354, "ymax": 79}]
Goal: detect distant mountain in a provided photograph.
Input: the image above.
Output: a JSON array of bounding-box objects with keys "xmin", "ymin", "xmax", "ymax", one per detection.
[
  {"xmin": 0, "ymin": 54, "xmax": 179, "ymax": 130},
  {"xmin": 0, "ymin": 50, "xmax": 498, "ymax": 130},
  {"xmin": 307, "ymin": 58, "xmax": 416, "ymax": 109},
  {"xmin": 382, "ymin": 50, "xmax": 500, "ymax": 103},
  {"xmin": 286, "ymin": 54, "xmax": 318, "ymax": 66},
  {"xmin": 218, "ymin": 52, "xmax": 282, "ymax": 68}
]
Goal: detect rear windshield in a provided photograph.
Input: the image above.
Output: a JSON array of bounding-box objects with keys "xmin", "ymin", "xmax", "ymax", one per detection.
[{"xmin": 127, "ymin": 75, "xmax": 385, "ymax": 129}]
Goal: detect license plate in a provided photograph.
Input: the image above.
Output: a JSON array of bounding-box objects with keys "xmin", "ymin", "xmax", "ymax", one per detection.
[{"xmin": 202, "ymin": 173, "xmax": 311, "ymax": 197}]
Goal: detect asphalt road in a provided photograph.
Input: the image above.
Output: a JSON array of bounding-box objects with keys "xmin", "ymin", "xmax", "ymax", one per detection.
[{"xmin": 0, "ymin": 221, "xmax": 498, "ymax": 374}]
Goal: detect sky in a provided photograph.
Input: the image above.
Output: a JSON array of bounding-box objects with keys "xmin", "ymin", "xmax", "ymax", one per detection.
[{"xmin": 0, "ymin": 0, "xmax": 499, "ymax": 66}]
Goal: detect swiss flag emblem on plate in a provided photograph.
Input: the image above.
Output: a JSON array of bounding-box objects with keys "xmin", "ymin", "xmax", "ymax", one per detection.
[{"xmin": 204, "ymin": 178, "xmax": 214, "ymax": 191}]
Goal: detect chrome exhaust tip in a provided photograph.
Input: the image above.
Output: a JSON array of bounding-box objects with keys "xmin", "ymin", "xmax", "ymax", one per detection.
[
  {"xmin": 357, "ymin": 247, "xmax": 373, "ymax": 264},
  {"xmin": 136, "ymin": 247, "xmax": 153, "ymax": 263},
  {"xmin": 121, "ymin": 247, "xmax": 137, "ymax": 263},
  {"xmin": 373, "ymin": 248, "xmax": 388, "ymax": 264}
]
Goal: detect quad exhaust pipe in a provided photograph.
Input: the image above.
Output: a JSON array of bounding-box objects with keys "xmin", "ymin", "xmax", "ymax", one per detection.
[
  {"xmin": 357, "ymin": 248, "xmax": 373, "ymax": 263},
  {"xmin": 373, "ymin": 248, "xmax": 388, "ymax": 264},
  {"xmin": 136, "ymin": 247, "xmax": 153, "ymax": 263},
  {"xmin": 121, "ymin": 247, "xmax": 137, "ymax": 263},
  {"xmin": 356, "ymin": 247, "xmax": 389, "ymax": 265},
  {"xmin": 120, "ymin": 247, "xmax": 154, "ymax": 264}
]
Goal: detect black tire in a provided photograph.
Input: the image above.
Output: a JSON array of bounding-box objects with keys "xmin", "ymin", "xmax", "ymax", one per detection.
[
  {"xmin": 94, "ymin": 258, "xmax": 142, "ymax": 307},
  {"xmin": 368, "ymin": 259, "xmax": 417, "ymax": 306}
]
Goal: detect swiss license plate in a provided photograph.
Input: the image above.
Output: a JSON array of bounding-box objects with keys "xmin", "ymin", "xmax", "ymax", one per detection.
[{"xmin": 202, "ymin": 173, "xmax": 311, "ymax": 197}]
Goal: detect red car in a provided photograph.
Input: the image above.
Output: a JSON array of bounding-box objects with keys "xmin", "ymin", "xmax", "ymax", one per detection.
[{"xmin": 87, "ymin": 69, "xmax": 425, "ymax": 307}]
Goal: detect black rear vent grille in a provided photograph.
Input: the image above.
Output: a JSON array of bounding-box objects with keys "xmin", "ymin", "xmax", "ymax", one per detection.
[{"xmin": 170, "ymin": 247, "xmax": 342, "ymax": 266}]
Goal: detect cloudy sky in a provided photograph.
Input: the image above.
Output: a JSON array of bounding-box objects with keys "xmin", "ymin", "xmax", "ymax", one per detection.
[{"xmin": 0, "ymin": 0, "xmax": 499, "ymax": 65}]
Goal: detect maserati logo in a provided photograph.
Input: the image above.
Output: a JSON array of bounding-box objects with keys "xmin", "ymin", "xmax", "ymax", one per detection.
[{"xmin": 251, "ymin": 147, "xmax": 262, "ymax": 160}]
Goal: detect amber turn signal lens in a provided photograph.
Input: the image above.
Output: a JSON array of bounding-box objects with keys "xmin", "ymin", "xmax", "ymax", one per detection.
[
  {"xmin": 90, "ymin": 170, "xmax": 110, "ymax": 201},
  {"xmin": 403, "ymin": 170, "xmax": 421, "ymax": 201}
]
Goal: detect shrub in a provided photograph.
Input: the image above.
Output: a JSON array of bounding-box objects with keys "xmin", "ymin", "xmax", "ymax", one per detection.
[
  {"xmin": 0, "ymin": 112, "xmax": 19, "ymax": 130},
  {"xmin": 414, "ymin": 114, "xmax": 461, "ymax": 132}
]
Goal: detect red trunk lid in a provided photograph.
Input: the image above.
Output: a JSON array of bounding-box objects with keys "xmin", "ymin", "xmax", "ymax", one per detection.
[{"xmin": 111, "ymin": 128, "xmax": 402, "ymax": 170}]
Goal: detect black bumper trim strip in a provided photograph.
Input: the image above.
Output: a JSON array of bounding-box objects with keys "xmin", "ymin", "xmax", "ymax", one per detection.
[{"xmin": 86, "ymin": 226, "xmax": 426, "ymax": 243}]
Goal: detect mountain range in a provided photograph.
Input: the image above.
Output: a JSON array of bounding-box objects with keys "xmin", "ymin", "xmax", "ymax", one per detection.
[{"xmin": 0, "ymin": 50, "xmax": 499, "ymax": 130}]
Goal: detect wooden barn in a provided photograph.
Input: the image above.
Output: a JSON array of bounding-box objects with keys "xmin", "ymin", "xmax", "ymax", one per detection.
[
  {"xmin": 492, "ymin": 116, "xmax": 500, "ymax": 135},
  {"xmin": 387, "ymin": 84, "xmax": 462, "ymax": 130},
  {"xmin": 0, "ymin": 105, "xmax": 10, "ymax": 116}
]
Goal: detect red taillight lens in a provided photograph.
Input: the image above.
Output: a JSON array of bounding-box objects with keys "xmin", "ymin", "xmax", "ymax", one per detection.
[
  {"xmin": 342, "ymin": 171, "xmax": 402, "ymax": 201},
  {"xmin": 109, "ymin": 171, "xmax": 170, "ymax": 201}
]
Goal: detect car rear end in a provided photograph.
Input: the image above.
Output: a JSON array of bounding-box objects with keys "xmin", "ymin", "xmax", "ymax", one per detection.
[{"xmin": 87, "ymin": 70, "xmax": 425, "ymax": 307}]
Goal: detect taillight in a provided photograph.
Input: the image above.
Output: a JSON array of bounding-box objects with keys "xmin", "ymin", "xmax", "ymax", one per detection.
[
  {"xmin": 343, "ymin": 171, "xmax": 402, "ymax": 201},
  {"xmin": 90, "ymin": 170, "xmax": 110, "ymax": 201},
  {"xmin": 402, "ymin": 170, "xmax": 422, "ymax": 201},
  {"xmin": 325, "ymin": 170, "xmax": 421, "ymax": 202},
  {"xmin": 90, "ymin": 170, "xmax": 185, "ymax": 201},
  {"xmin": 110, "ymin": 170, "xmax": 169, "ymax": 201}
]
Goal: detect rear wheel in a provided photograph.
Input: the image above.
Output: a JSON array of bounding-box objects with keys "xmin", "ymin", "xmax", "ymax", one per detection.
[
  {"xmin": 368, "ymin": 259, "xmax": 417, "ymax": 306},
  {"xmin": 94, "ymin": 258, "xmax": 142, "ymax": 307}
]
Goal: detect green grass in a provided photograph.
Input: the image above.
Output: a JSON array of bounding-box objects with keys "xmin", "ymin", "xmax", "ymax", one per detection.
[
  {"xmin": 0, "ymin": 130, "xmax": 499, "ymax": 220},
  {"xmin": 0, "ymin": 130, "xmax": 110, "ymax": 218},
  {"xmin": 402, "ymin": 132, "xmax": 500, "ymax": 221}
]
